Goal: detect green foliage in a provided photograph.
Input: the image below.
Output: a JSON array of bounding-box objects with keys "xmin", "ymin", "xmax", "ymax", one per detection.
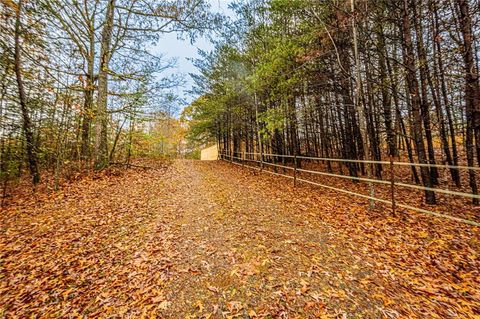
[
  {"xmin": 182, "ymin": 95, "xmax": 221, "ymax": 145},
  {"xmin": 0, "ymin": 143, "xmax": 23, "ymax": 182},
  {"xmin": 184, "ymin": 149, "xmax": 201, "ymax": 160},
  {"xmin": 258, "ymin": 108, "xmax": 284, "ymax": 139},
  {"xmin": 185, "ymin": 0, "xmax": 323, "ymax": 151}
]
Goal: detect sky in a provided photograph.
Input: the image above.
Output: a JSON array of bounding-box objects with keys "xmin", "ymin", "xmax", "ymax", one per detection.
[{"xmin": 152, "ymin": 0, "xmax": 235, "ymax": 115}]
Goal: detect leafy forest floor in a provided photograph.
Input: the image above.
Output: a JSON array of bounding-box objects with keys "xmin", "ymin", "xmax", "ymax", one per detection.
[{"xmin": 1, "ymin": 160, "xmax": 479, "ymax": 318}]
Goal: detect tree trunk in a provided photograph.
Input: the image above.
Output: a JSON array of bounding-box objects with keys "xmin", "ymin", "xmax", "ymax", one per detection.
[
  {"xmin": 94, "ymin": 0, "xmax": 116, "ymax": 169},
  {"xmin": 432, "ymin": 3, "xmax": 461, "ymax": 186},
  {"xmin": 413, "ymin": 1, "xmax": 438, "ymax": 185},
  {"xmin": 376, "ymin": 23, "xmax": 397, "ymax": 157},
  {"xmin": 457, "ymin": 0, "xmax": 480, "ymax": 204},
  {"xmin": 401, "ymin": 0, "xmax": 436, "ymax": 204},
  {"xmin": 14, "ymin": 0, "xmax": 40, "ymax": 185},
  {"xmin": 81, "ymin": 32, "xmax": 95, "ymax": 161}
]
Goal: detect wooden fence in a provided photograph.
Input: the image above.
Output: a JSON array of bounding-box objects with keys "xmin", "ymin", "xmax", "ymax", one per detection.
[{"xmin": 219, "ymin": 151, "xmax": 480, "ymax": 227}]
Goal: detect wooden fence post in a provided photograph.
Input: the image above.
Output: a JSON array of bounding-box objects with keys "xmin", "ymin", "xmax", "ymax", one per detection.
[
  {"xmin": 294, "ymin": 153, "xmax": 298, "ymax": 187},
  {"xmin": 242, "ymin": 151, "xmax": 245, "ymax": 167},
  {"xmin": 260, "ymin": 150, "xmax": 263, "ymax": 171},
  {"xmin": 389, "ymin": 155, "xmax": 396, "ymax": 215}
]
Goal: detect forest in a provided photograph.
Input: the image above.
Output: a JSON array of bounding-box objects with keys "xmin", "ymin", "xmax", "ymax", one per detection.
[
  {"xmin": 1, "ymin": 0, "xmax": 480, "ymax": 318},
  {"xmin": 185, "ymin": 0, "xmax": 480, "ymax": 208},
  {"xmin": 0, "ymin": 0, "xmax": 214, "ymax": 194}
]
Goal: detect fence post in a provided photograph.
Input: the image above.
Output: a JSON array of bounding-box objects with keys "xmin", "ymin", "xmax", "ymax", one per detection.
[
  {"xmin": 294, "ymin": 153, "xmax": 298, "ymax": 187},
  {"xmin": 260, "ymin": 149, "xmax": 264, "ymax": 171},
  {"xmin": 230, "ymin": 149, "xmax": 233, "ymax": 162},
  {"xmin": 242, "ymin": 151, "xmax": 245, "ymax": 167},
  {"xmin": 389, "ymin": 155, "xmax": 396, "ymax": 215}
]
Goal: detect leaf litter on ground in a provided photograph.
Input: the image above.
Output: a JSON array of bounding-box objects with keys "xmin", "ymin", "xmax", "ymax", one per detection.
[{"xmin": 1, "ymin": 159, "xmax": 478, "ymax": 318}]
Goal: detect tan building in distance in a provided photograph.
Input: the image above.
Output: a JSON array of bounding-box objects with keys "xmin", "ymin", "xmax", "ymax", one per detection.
[{"xmin": 200, "ymin": 144, "xmax": 218, "ymax": 160}]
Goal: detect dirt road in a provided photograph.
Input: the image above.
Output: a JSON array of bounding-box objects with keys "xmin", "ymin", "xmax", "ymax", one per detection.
[{"xmin": 1, "ymin": 160, "xmax": 478, "ymax": 318}]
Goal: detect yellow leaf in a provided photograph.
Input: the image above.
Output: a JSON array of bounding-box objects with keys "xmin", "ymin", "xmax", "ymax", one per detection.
[
  {"xmin": 195, "ymin": 300, "xmax": 204, "ymax": 312},
  {"xmin": 418, "ymin": 231, "xmax": 429, "ymax": 238}
]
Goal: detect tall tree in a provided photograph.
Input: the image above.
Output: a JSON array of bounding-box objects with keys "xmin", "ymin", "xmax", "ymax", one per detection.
[
  {"xmin": 13, "ymin": 0, "xmax": 40, "ymax": 184},
  {"xmin": 94, "ymin": 0, "xmax": 116, "ymax": 169},
  {"xmin": 456, "ymin": 0, "xmax": 480, "ymax": 204}
]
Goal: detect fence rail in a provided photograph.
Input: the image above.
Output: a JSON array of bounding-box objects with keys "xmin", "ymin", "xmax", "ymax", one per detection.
[{"xmin": 219, "ymin": 151, "xmax": 480, "ymax": 227}]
